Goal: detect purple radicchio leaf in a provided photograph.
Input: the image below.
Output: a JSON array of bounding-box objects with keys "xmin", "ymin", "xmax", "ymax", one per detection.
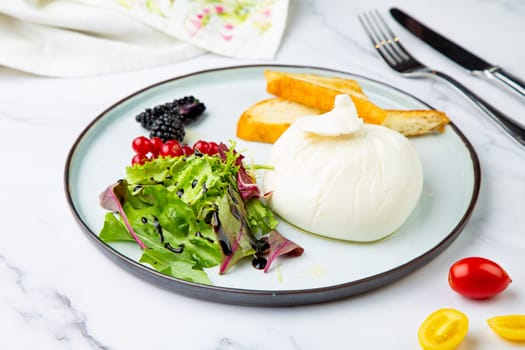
[
  {"xmin": 217, "ymin": 142, "xmax": 260, "ymax": 201},
  {"xmin": 216, "ymin": 186, "xmax": 257, "ymax": 274},
  {"xmin": 237, "ymin": 167, "xmax": 260, "ymax": 201},
  {"xmin": 99, "ymin": 180, "xmax": 147, "ymax": 250},
  {"xmin": 218, "ymin": 228, "xmax": 245, "ymax": 275},
  {"xmin": 263, "ymin": 230, "xmax": 304, "ymax": 273}
]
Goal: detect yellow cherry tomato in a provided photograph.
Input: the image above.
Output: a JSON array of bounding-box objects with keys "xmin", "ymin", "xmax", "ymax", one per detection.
[
  {"xmin": 487, "ymin": 315, "xmax": 525, "ymax": 341},
  {"xmin": 418, "ymin": 308, "xmax": 469, "ymax": 350}
]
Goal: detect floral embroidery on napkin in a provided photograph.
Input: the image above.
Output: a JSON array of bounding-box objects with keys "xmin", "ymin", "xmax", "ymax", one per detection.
[
  {"xmin": 184, "ymin": 1, "xmax": 275, "ymax": 41},
  {"xmin": 78, "ymin": 0, "xmax": 288, "ymax": 59}
]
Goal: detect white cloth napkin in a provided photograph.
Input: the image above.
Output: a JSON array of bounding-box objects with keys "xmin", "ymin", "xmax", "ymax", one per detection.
[{"xmin": 0, "ymin": 0, "xmax": 289, "ymax": 77}]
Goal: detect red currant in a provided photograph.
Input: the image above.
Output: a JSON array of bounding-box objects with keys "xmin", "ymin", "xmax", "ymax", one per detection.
[
  {"xmin": 207, "ymin": 141, "xmax": 220, "ymax": 155},
  {"xmin": 160, "ymin": 140, "xmax": 183, "ymax": 157},
  {"xmin": 182, "ymin": 145, "xmax": 194, "ymax": 156},
  {"xmin": 149, "ymin": 137, "xmax": 163, "ymax": 157},
  {"xmin": 193, "ymin": 140, "xmax": 210, "ymax": 155},
  {"xmin": 131, "ymin": 136, "xmax": 152, "ymax": 155},
  {"xmin": 131, "ymin": 154, "xmax": 147, "ymax": 166}
]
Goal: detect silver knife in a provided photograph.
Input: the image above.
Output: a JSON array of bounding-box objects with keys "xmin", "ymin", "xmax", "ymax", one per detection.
[{"xmin": 390, "ymin": 8, "xmax": 525, "ymax": 99}]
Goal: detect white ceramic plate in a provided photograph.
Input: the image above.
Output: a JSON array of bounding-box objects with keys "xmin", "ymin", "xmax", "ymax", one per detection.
[{"xmin": 65, "ymin": 65, "xmax": 480, "ymax": 306}]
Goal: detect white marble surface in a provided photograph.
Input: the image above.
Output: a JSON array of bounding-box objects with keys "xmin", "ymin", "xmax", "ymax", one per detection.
[{"xmin": 1, "ymin": 0, "xmax": 525, "ymax": 349}]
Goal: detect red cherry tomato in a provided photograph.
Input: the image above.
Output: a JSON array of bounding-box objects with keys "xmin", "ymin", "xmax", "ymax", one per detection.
[
  {"xmin": 207, "ymin": 141, "xmax": 220, "ymax": 155},
  {"xmin": 181, "ymin": 145, "xmax": 194, "ymax": 156},
  {"xmin": 149, "ymin": 137, "xmax": 163, "ymax": 157},
  {"xmin": 448, "ymin": 257, "xmax": 511, "ymax": 299},
  {"xmin": 193, "ymin": 140, "xmax": 210, "ymax": 155},
  {"xmin": 160, "ymin": 140, "xmax": 183, "ymax": 157},
  {"xmin": 131, "ymin": 136, "xmax": 152, "ymax": 155}
]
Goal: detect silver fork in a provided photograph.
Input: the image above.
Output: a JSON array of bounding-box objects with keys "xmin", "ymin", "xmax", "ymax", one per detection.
[{"xmin": 358, "ymin": 10, "xmax": 525, "ymax": 148}]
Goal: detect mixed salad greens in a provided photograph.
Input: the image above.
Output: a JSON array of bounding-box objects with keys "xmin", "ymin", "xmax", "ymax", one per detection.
[{"xmin": 99, "ymin": 141, "xmax": 303, "ymax": 284}]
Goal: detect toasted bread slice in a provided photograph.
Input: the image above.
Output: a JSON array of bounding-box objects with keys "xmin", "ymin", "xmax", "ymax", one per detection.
[
  {"xmin": 383, "ymin": 109, "xmax": 450, "ymax": 135},
  {"xmin": 289, "ymin": 73, "xmax": 368, "ymax": 98},
  {"xmin": 264, "ymin": 70, "xmax": 368, "ymax": 99},
  {"xmin": 265, "ymin": 70, "xmax": 387, "ymax": 124},
  {"xmin": 237, "ymin": 98, "xmax": 450, "ymax": 143},
  {"xmin": 236, "ymin": 98, "xmax": 323, "ymax": 143}
]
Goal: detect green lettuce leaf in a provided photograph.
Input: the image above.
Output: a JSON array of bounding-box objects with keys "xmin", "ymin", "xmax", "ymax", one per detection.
[
  {"xmin": 245, "ymin": 198, "xmax": 278, "ymax": 235},
  {"xmin": 99, "ymin": 212, "xmax": 135, "ymax": 242},
  {"xmin": 140, "ymin": 249, "xmax": 211, "ymax": 284}
]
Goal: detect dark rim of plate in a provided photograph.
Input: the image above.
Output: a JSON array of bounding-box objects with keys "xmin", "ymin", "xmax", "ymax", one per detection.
[{"xmin": 63, "ymin": 64, "xmax": 481, "ymax": 307}]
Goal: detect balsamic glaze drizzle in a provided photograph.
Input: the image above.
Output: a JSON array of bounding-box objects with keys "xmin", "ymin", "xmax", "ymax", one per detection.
[
  {"xmin": 153, "ymin": 216, "xmax": 164, "ymax": 242},
  {"xmin": 252, "ymin": 256, "xmax": 267, "ymax": 270},
  {"xmin": 164, "ymin": 242, "xmax": 184, "ymax": 254},
  {"xmin": 195, "ymin": 231, "xmax": 214, "ymax": 243}
]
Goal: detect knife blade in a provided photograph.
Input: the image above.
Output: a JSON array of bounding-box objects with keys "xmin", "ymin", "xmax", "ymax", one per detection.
[{"xmin": 390, "ymin": 7, "xmax": 525, "ymax": 99}]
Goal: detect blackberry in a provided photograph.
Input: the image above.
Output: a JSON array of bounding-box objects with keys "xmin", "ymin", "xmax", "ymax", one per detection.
[
  {"xmin": 135, "ymin": 96, "xmax": 206, "ymax": 131},
  {"xmin": 135, "ymin": 104, "xmax": 171, "ymax": 130},
  {"xmin": 172, "ymin": 96, "xmax": 206, "ymax": 124},
  {"xmin": 149, "ymin": 113, "xmax": 185, "ymax": 142}
]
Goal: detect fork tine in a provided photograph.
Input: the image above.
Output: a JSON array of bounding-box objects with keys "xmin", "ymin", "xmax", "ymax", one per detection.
[
  {"xmin": 368, "ymin": 10, "xmax": 404, "ymax": 63},
  {"xmin": 357, "ymin": 13, "xmax": 378, "ymax": 48},
  {"xmin": 371, "ymin": 10, "xmax": 411, "ymax": 62},
  {"xmin": 359, "ymin": 9, "xmax": 422, "ymax": 71},
  {"xmin": 358, "ymin": 11, "xmax": 397, "ymax": 67}
]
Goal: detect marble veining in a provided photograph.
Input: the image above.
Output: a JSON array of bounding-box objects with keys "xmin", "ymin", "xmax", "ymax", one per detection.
[
  {"xmin": 0, "ymin": 0, "xmax": 524, "ymax": 349},
  {"xmin": 1, "ymin": 254, "xmax": 109, "ymax": 349},
  {"xmin": 208, "ymin": 330, "xmax": 301, "ymax": 350}
]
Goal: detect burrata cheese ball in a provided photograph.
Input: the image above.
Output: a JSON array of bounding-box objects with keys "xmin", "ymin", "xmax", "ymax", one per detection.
[{"xmin": 263, "ymin": 95, "xmax": 423, "ymax": 242}]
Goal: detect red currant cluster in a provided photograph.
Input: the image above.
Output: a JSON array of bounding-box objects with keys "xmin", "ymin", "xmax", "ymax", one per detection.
[{"xmin": 131, "ymin": 136, "xmax": 220, "ymax": 165}]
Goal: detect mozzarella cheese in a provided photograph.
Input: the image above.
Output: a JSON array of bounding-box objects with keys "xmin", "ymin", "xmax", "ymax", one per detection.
[{"xmin": 263, "ymin": 95, "xmax": 423, "ymax": 242}]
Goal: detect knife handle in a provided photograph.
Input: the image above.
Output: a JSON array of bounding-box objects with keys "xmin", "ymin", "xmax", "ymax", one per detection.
[
  {"xmin": 431, "ymin": 70, "xmax": 525, "ymax": 147},
  {"xmin": 484, "ymin": 67, "xmax": 525, "ymax": 99}
]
